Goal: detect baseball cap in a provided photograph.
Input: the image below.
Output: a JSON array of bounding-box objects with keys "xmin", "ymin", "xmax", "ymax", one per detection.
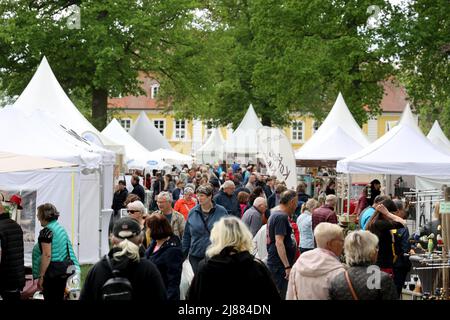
[
  {"xmin": 113, "ymin": 217, "xmax": 142, "ymax": 239},
  {"xmin": 10, "ymin": 194, "xmax": 23, "ymax": 210}
]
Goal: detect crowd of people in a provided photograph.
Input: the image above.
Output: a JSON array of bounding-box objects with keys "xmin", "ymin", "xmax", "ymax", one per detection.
[{"xmin": 0, "ymin": 162, "xmax": 418, "ymax": 301}]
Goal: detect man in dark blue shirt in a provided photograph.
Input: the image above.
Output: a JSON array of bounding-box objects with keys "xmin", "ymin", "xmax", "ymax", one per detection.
[{"xmin": 267, "ymin": 189, "xmax": 298, "ymax": 299}]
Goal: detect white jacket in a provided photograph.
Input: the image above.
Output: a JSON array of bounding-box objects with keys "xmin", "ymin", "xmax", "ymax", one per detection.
[
  {"xmin": 286, "ymin": 248, "xmax": 345, "ymax": 300},
  {"xmin": 252, "ymin": 224, "xmax": 268, "ymax": 263}
]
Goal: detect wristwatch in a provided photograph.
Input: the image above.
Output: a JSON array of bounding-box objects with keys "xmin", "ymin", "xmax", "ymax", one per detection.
[{"xmin": 284, "ymin": 265, "xmax": 292, "ymax": 270}]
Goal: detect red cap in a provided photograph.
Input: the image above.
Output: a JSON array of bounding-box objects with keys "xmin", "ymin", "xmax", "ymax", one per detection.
[{"xmin": 9, "ymin": 194, "xmax": 23, "ymax": 210}]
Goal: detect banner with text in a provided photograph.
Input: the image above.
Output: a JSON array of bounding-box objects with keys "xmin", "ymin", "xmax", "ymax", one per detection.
[{"xmin": 257, "ymin": 127, "xmax": 297, "ymax": 190}]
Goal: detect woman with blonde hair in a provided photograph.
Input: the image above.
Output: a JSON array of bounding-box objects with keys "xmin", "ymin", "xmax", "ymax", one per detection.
[
  {"xmin": 187, "ymin": 216, "xmax": 280, "ymax": 301},
  {"xmin": 297, "ymin": 198, "xmax": 319, "ymax": 254},
  {"xmin": 80, "ymin": 217, "xmax": 166, "ymax": 301}
]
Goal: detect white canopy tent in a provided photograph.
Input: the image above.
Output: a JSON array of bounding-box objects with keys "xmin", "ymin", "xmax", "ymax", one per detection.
[
  {"xmin": 427, "ymin": 120, "xmax": 450, "ymax": 155},
  {"xmin": 102, "ymin": 118, "xmax": 171, "ymax": 171},
  {"xmin": 223, "ymin": 104, "xmax": 263, "ymax": 162},
  {"xmin": 128, "ymin": 111, "xmax": 173, "ymax": 151},
  {"xmin": 295, "ymin": 93, "xmax": 369, "ymax": 166},
  {"xmin": 13, "ymin": 56, "xmax": 124, "ymax": 156},
  {"xmin": 0, "ymin": 151, "xmax": 76, "ymax": 173},
  {"xmin": 336, "ymin": 105, "xmax": 450, "ymax": 176},
  {"xmin": 195, "ymin": 128, "xmax": 225, "ymax": 164},
  {"xmin": 0, "ymin": 107, "xmax": 107, "ymax": 264},
  {"xmin": 151, "ymin": 148, "xmax": 194, "ymax": 166}
]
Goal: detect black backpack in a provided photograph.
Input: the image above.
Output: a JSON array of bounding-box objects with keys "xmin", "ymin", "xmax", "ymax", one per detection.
[{"xmin": 101, "ymin": 255, "xmax": 133, "ymax": 300}]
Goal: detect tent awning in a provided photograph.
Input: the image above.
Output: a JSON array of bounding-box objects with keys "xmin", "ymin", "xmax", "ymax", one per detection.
[{"xmin": 0, "ymin": 151, "xmax": 77, "ymax": 173}]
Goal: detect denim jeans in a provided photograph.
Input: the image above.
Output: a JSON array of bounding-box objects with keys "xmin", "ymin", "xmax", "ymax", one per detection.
[{"xmin": 267, "ymin": 263, "xmax": 288, "ymax": 299}]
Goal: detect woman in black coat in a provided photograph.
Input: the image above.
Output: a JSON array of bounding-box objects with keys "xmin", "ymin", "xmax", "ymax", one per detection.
[
  {"xmin": 145, "ymin": 214, "xmax": 183, "ymax": 300},
  {"xmin": 187, "ymin": 216, "xmax": 281, "ymax": 302}
]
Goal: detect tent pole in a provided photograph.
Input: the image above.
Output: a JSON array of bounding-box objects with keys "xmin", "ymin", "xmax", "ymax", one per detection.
[
  {"xmin": 99, "ymin": 166, "xmax": 104, "ymax": 260},
  {"xmin": 347, "ymin": 173, "xmax": 351, "ymax": 217},
  {"xmin": 77, "ymin": 169, "xmax": 81, "ymax": 260}
]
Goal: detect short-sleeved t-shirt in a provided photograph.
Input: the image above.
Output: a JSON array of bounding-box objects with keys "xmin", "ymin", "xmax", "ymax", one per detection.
[
  {"xmin": 38, "ymin": 227, "xmax": 53, "ymax": 251},
  {"xmin": 360, "ymin": 207, "xmax": 376, "ymax": 230},
  {"xmin": 266, "ymin": 210, "xmax": 296, "ymax": 268}
]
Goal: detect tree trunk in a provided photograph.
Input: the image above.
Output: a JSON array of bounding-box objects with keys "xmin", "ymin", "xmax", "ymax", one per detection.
[
  {"xmin": 91, "ymin": 88, "xmax": 108, "ymax": 131},
  {"xmin": 261, "ymin": 114, "xmax": 272, "ymax": 127}
]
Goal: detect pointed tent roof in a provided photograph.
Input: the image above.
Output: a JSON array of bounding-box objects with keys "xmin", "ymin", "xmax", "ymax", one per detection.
[
  {"xmin": 336, "ymin": 106, "xmax": 450, "ymax": 176},
  {"xmin": 0, "ymin": 107, "xmax": 102, "ymax": 169},
  {"xmin": 128, "ymin": 111, "xmax": 173, "ymax": 151},
  {"xmin": 102, "ymin": 119, "xmax": 170, "ymax": 170},
  {"xmin": 195, "ymin": 129, "xmax": 225, "ymax": 163},
  {"xmin": 427, "ymin": 121, "xmax": 450, "ymax": 154},
  {"xmin": 399, "ymin": 103, "xmax": 420, "ymax": 132},
  {"xmin": 13, "ymin": 57, "xmax": 124, "ymax": 155},
  {"xmin": 223, "ymin": 104, "xmax": 263, "ymax": 155},
  {"xmin": 295, "ymin": 93, "xmax": 369, "ymax": 163}
]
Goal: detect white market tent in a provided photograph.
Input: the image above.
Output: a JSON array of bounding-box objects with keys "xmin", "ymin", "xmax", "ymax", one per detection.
[
  {"xmin": 0, "ymin": 151, "xmax": 76, "ymax": 174},
  {"xmin": 0, "ymin": 107, "xmax": 107, "ymax": 264},
  {"xmin": 427, "ymin": 120, "xmax": 450, "ymax": 155},
  {"xmin": 223, "ymin": 104, "xmax": 263, "ymax": 162},
  {"xmin": 295, "ymin": 93, "xmax": 370, "ymax": 166},
  {"xmin": 195, "ymin": 128, "xmax": 225, "ymax": 164},
  {"xmin": 102, "ymin": 118, "xmax": 171, "ymax": 171},
  {"xmin": 13, "ymin": 56, "xmax": 124, "ymax": 156},
  {"xmin": 336, "ymin": 105, "xmax": 450, "ymax": 176},
  {"xmin": 128, "ymin": 111, "xmax": 173, "ymax": 151},
  {"xmin": 152, "ymin": 148, "xmax": 194, "ymax": 166}
]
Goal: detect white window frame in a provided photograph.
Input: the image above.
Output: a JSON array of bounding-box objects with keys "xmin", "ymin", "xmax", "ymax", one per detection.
[
  {"xmin": 120, "ymin": 118, "xmax": 132, "ymax": 132},
  {"xmin": 151, "ymin": 84, "xmax": 160, "ymax": 99},
  {"xmin": 204, "ymin": 120, "xmax": 214, "ymax": 142},
  {"xmin": 153, "ymin": 119, "xmax": 166, "ymax": 137},
  {"xmin": 173, "ymin": 119, "xmax": 187, "ymax": 141},
  {"xmin": 291, "ymin": 120, "xmax": 304, "ymax": 142}
]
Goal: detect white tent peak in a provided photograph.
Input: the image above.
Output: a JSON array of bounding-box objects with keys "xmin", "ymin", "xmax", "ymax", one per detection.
[
  {"xmin": 295, "ymin": 93, "xmax": 369, "ymax": 161},
  {"xmin": 128, "ymin": 111, "xmax": 173, "ymax": 151},
  {"xmin": 336, "ymin": 117, "xmax": 450, "ymax": 175},
  {"xmin": 235, "ymin": 104, "xmax": 263, "ymax": 131},
  {"xmin": 399, "ymin": 103, "xmax": 420, "ymax": 131},
  {"xmin": 102, "ymin": 118, "xmax": 170, "ymax": 170},
  {"xmin": 195, "ymin": 128, "xmax": 225, "ymax": 164},
  {"xmin": 13, "ymin": 56, "xmax": 123, "ymax": 154},
  {"xmin": 427, "ymin": 120, "xmax": 450, "ymax": 154}
]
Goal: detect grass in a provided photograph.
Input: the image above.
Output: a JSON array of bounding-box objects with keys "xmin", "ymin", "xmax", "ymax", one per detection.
[{"xmin": 80, "ymin": 264, "xmax": 93, "ymax": 288}]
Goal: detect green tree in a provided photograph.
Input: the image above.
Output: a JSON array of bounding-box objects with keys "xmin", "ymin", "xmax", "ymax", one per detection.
[
  {"xmin": 0, "ymin": 0, "xmax": 206, "ymax": 130},
  {"xmin": 379, "ymin": 0, "xmax": 450, "ymax": 136},
  {"xmin": 175, "ymin": 0, "xmax": 395, "ymax": 128}
]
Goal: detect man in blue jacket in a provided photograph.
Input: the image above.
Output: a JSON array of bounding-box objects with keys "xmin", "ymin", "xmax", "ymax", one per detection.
[
  {"xmin": 182, "ymin": 184, "xmax": 228, "ymax": 274},
  {"xmin": 213, "ymin": 181, "xmax": 241, "ymax": 218}
]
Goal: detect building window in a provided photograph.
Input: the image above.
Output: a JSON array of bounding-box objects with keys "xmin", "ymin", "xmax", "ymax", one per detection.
[
  {"xmin": 120, "ymin": 118, "xmax": 131, "ymax": 132},
  {"xmin": 154, "ymin": 120, "xmax": 165, "ymax": 136},
  {"xmin": 174, "ymin": 120, "xmax": 186, "ymax": 140},
  {"xmin": 385, "ymin": 120, "xmax": 398, "ymax": 132},
  {"xmin": 151, "ymin": 84, "xmax": 159, "ymax": 99},
  {"xmin": 292, "ymin": 121, "xmax": 304, "ymax": 142},
  {"xmin": 312, "ymin": 121, "xmax": 320, "ymax": 134},
  {"xmin": 204, "ymin": 121, "xmax": 213, "ymax": 141}
]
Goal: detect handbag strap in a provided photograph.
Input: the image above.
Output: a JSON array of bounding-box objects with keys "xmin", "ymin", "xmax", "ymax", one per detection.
[
  {"xmin": 198, "ymin": 211, "xmax": 211, "ymax": 235},
  {"xmin": 344, "ymin": 270, "xmax": 359, "ymax": 300}
]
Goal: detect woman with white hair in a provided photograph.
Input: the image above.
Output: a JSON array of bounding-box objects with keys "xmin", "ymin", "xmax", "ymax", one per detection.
[
  {"xmin": 329, "ymin": 230, "xmax": 398, "ymax": 300},
  {"xmin": 286, "ymin": 222, "xmax": 345, "ymax": 300},
  {"xmin": 80, "ymin": 217, "xmax": 166, "ymax": 301},
  {"xmin": 187, "ymin": 216, "xmax": 280, "ymax": 301}
]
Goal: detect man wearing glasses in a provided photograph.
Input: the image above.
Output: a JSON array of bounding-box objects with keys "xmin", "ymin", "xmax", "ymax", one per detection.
[{"xmin": 153, "ymin": 192, "xmax": 185, "ymax": 240}]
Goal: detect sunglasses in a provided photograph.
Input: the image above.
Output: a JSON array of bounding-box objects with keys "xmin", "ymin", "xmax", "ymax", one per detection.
[{"xmin": 127, "ymin": 210, "xmax": 141, "ymax": 213}]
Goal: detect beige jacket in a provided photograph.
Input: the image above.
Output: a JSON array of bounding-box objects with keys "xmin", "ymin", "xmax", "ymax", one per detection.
[{"xmin": 286, "ymin": 248, "xmax": 345, "ymax": 300}]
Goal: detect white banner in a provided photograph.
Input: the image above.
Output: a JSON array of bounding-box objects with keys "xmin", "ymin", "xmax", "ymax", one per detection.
[{"xmin": 257, "ymin": 127, "xmax": 297, "ymax": 190}]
